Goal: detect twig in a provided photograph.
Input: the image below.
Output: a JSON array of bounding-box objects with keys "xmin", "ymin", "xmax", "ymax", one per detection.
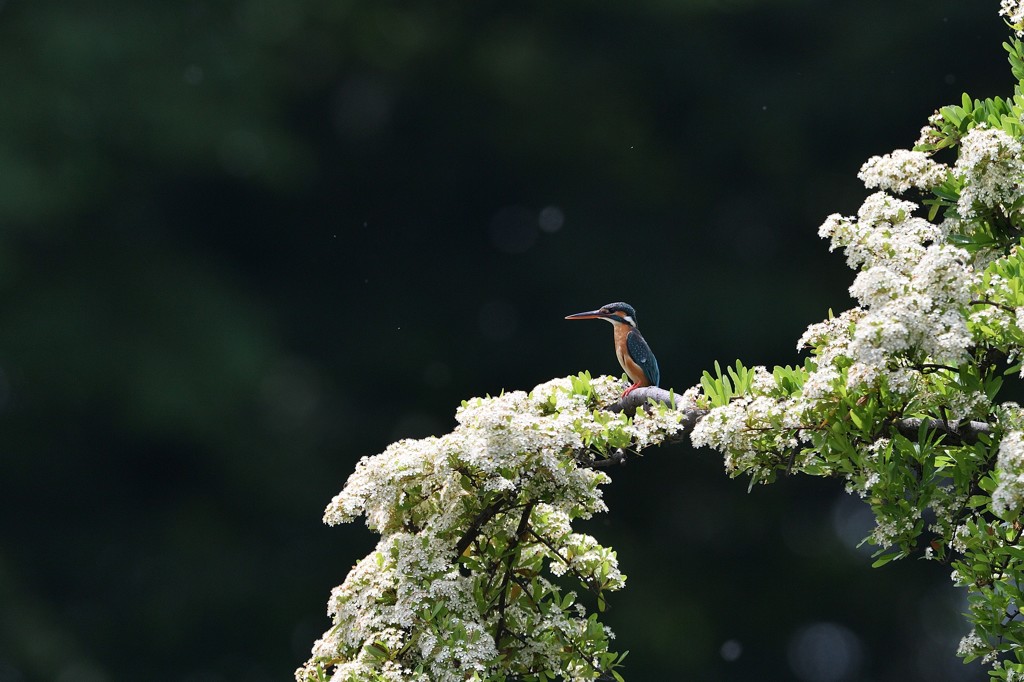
[
  {"xmin": 494, "ymin": 501, "xmax": 536, "ymax": 645},
  {"xmin": 890, "ymin": 417, "xmax": 993, "ymax": 446},
  {"xmin": 455, "ymin": 498, "xmax": 507, "ymax": 570},
  {"xmin": 528, "ymin": 528, "xmax": 601, "ymax": 595},
  {"xmin": 501, "ymin": 573, "xmax": 615, "ymax": 679},
  {"xmin": 915, "ymin": 363, "xmax": 958, "ymax": 373},
  {"xmin": 994, "ymin": 522, "xmax": 1024, "ymax": 581},
  {"xmin": 971, "ymin": 298, "xmax": 1018, "ymax": 315},
  {"xmin": 588, "ymin": 448, "xmax": 628, "ymax": 468}
]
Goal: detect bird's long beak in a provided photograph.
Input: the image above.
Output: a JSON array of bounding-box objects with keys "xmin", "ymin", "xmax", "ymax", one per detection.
[{"xmin": 564, "ymin": 309, "xmax": 609, "ymax": 321}]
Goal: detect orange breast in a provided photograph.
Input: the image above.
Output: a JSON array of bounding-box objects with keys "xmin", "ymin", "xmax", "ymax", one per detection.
[{"xmin": 612, "ymin": 324, "xmax": 648, "ymax": 385}]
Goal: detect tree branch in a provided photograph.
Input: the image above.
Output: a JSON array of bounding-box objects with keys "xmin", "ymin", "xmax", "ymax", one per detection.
[
  {"xmin": 605, "ymin": 386, "xmax": 696, "ymax": 416},
  {"xmin": 604, "ymin": 385, "xmax": 994, "ymax": 447},
  {"xmin": 455, "ymin": 498, "xmax": 507, "ymax": 573},
  {"xmin": 604, "ymin": 387, "xmax": 706, "ymax": 446},
  {"xmin": 494, "ymin": 501, "xmax": 535, "ymax": 645},
  {"xmin": 587, "ymin": 448, "xmax": 629, "ymax": 468},
  {"xmin": 890, "ymin": 417, "xmax": 993, "ymax": 446}
]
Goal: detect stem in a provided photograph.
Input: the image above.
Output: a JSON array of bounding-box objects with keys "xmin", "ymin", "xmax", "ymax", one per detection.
[
  {"xmin": 455, "ymin": 498, "xmax": 508, "ymax": 567},
  {"xmin": 970, "ymin": 298, "xmax": 1018, "ymax": 315},
  {"xmin": 494, "ymin": 501, "xmax": 536, "ymax": 645},
  {"xmin": 528, "ymin": 528, "xmax": 601, "ymax": 595}
]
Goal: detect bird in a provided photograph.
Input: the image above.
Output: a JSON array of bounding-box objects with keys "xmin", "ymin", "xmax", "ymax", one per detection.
[{"xmin": 564, "ymin": 302, "xmax": 660, "ymax": 397}]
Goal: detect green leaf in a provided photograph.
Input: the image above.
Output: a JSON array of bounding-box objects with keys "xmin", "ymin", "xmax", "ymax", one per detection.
[
  {"xmin": 849, "ymin": 409, "xmax": 865, "ymax": 430},
  {"xmin": 941, "ymin": 105, "xmax": 963, "ymax": 126},
  {"xmin": 871, "ymin": 552, "xmax": 902, "ymax": 568},
  {"xmin": 365, "ymin": 643, "xmax": 389, "ymax": 661}
]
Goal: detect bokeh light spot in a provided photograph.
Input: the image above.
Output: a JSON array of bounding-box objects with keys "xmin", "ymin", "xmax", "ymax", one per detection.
[
  {"xmin": 334, "ymin": 77, "xmax": 393, "ymax": 140},
  {"xmin": 787, "ymin": 622, "xmax": 863, "ymax": 682},
  {"xmin": 183, "ymin": 65, "xmax": 204, "ymax": 85},
  {"xmin": 720, "ymin": 639, "xmax": 742, "ymax": 662},
  {"xmin": 830, "ymin": 493, "xmax": 876, "ymax": 557},
  {"xmin": 489, "ymin": 206, "xmax": 537, "ymax": 254},
  {"xmin": 538, "ymin": 205, "xmax": 564, "ymax": 233}
]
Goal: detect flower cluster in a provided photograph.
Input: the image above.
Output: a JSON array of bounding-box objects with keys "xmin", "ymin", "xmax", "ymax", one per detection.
[
  {"xmin": 954, "ymin": 126, "xmax": 1024, "ymax": 219},
  {"xmin": 858, "ymin": 149, "xmax": 948, "ymax": 194},
  {"xmin": 1002, "ymin": 0, "xmax": 1024, "ymax": 36},
  {"xmin": 994, "ymin": 430, "xmax": 1024, "ymax": 516},
  {"xmin": 818, "ymin": 192, "xmax": 974, "ymax": 386},
  {"xmin": 299, "ymin": 373, "xmax": 684, "ymax": 682},
  {"xmin": 691, "ymin": 365, "xmax": 804, "ymax": 477},
  {"xmin": 684, "ymin": 12, "xmax": 1024, "ymax": 678}
]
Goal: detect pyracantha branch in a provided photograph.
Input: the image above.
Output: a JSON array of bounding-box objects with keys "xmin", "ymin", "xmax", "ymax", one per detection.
[{"xmin": 607, "ymin": 386, "xmax": 993, "ymax": 446}]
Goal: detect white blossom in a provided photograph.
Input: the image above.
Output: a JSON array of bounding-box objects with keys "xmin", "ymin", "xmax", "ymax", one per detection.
[
  {"xmin": 817, "ymin": 190, "xmax": 975, "ymax": 384},
  {"xmin": 957, "ymin": 629, "xmax": 986, "ymax": 657},
  {"xmin": 948, "ymin": 524, "xmax": 971, "ymax": 554},
  {"xmin": 870, "ymin": 512, "xmax": 918, "ymax": 548},
  {"xmin": 1002, "ymin": 0, "xmax": 1024, "ymax": 35},
  {"xmin": 997, "ymin": 402, "xmax": 1024, "ymax": 432},
  {"xmin": 955, "ymin": 126, "xmax": 1024, "ymax": 219},
  {"xmin": 927, "ymin": 486, "xmax": 966, "ymax": 539},
  {"xmin": 691, "ymin": 387, "xmax": 803, "ymax": 477},
  {"xmin": 993, "ymin": 430, "xmax": 1024, "ymax": 516},
  {"xmin": 818, "ymin": 193, "xmax": 943, "ymax": 272},
  {"xmin": 302, "ymin": 375, "xmax": 649, "ymax": 681},
  {"xmin": 858, "ymin": 149, "xmax": 948, "ymax": 194},
  {"xmin": 798, "ymin": 309, "xmax": 861, "ymax": 399},
  {"xmin": 916, "ymin": 111, "xmax": 946, "ymax": 148}
]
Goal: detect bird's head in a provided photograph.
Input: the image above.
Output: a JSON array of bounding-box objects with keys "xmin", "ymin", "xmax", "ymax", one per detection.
[{"xmin": 564, "ymin": 302, "xmax": 638, "ymax": 328}]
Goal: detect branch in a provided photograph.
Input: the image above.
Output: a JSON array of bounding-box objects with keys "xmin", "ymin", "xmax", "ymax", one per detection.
[
  {"xmin": 528, "ymin": 528, "xmax": 601, "ymax": 595},
  {"xmin": 494, "ymin": 501, "xmax": 535, "ymax": 645},
  {"xmin": 891, "ymin": 417, "xmax": 993, "ymax": 446},
  {"xmin": 604, "ymin": 386, "xmax": 994, "ymax": 447},
  {"xmin": 568, "ymin": 387, "xmax": 705, "ymax": 468},
  {"xmin": 587, "ymin": 448, "xmax": 628, "ymax": 468},
  {"xmin": 455, "ymin": 497, "xmax": 507, "ymax": 572},
  {"xmin": 605, "ymin": 386, "xmax": 694, "ymax": 416},
  {"xmin": 605, "ymin": 387, "xmax": 706, "ymax": 446}
]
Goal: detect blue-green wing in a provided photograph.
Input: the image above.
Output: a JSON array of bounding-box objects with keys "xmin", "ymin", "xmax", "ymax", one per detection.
[{"xmin": 626, "ymin": 330, "xmax": 660, "ymax": 387}]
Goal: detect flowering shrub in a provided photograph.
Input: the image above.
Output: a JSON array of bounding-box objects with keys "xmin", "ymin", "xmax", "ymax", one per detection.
[
  {"xmin": 299, "ymin": 5, "xmax": 1024, "ymax": 679},
  {"xmin": 296, "ymin": 374, "xmax": 694, "ymax": 682},
  {"xmin": 689, "ymin": 6, "xmax": 1024, "ymax": 676}
]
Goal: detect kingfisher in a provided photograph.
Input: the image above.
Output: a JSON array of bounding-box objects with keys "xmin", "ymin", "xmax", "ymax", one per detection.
[{"xmin": 565, "ymin": 302, "xmax": 660, "ymax": 397}]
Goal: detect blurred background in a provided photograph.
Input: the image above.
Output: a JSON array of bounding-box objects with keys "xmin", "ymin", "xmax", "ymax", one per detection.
[{"xmin": 0, "ymin": 1, "xmax": 1012, "ymax": 680}]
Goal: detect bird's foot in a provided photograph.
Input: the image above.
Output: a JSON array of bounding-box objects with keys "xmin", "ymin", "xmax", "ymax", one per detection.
[{"xmin": 621, "ymin": 383, "xmax": 641, "ymax": 398}]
